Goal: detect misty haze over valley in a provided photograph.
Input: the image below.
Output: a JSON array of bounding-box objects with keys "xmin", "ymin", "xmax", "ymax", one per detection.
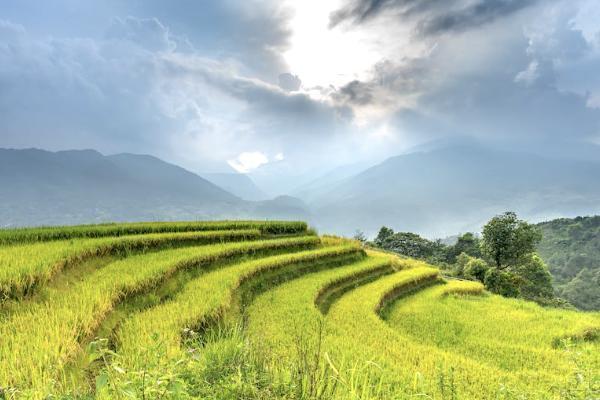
[{"xmin": 2, "ymin": 142, "xmax": 600, "ymax": 240}]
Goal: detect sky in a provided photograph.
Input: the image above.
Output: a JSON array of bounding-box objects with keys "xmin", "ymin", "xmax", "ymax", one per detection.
[{"xmin": 1, "ymin": 0, "xmax": 600, "ymax": 187}]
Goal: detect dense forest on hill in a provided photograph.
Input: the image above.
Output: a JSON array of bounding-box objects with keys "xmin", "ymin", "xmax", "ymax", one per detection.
[{"xmin": 536, "ymin": 216, "xmax": 600, "ymax": 310}]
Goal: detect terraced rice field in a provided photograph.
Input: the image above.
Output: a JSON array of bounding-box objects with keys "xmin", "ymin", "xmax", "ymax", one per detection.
[{"xmin": 0, "ymin": 221, "xmax": 598, "ymax": 399}]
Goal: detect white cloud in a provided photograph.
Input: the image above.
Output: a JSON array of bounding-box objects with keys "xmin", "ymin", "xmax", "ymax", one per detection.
[
  {"xmin": 0, "ymin": 16, "xmax": 362, "ymax": 175},
  {"xmin": 227, "ymin": 151, "xmax": 270, "ymax": 173},
  {"xmin": 514, "ymin": 60, "xmax": 540, "ymax": 85},
  {"xmin": 2, "ymin": 0, "xmax": 600, "ymax": 186}
]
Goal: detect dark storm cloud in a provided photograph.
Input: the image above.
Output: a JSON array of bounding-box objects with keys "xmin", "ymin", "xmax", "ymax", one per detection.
[
  {"xmin": 164, "ymin": 56, "xmax": 350, "ymax": 136},
  {"xmin": 332, "ymin": 58, "xmax": 430, "ymax": 107},
  {"xmin": 330, "ymin": 0, "xmax": 539, "ymax": 36},
  {"xmin": 278, "ymin": 73, "xmax": 302, "ymax": 92},
  {"xmin": 327, "ymin": 5, "xmax": 600, "ymax": 155},
  {"xmin": 335, "ymin": 81, "xmax": 375, "ymax": 105},
  {"xmin": 1, "ymin": 0, "xmax": 600, "ymax": 179},
  {"xmin": 417, "ymin": 0, "xmax": 539, "ymax": 36}
]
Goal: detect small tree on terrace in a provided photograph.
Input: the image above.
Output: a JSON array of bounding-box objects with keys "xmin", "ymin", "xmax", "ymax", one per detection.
[
  {"xmin": 446, "ymin": 232, "xmax": 481, "ymax": 263},
  {"xmin": 353, "ymin": 230, "xmax": 367, "ymax": 243},
  {"xmin": 374, "ymin": 226, "xmax": 394, "ymax": 247},
  {"xmin": 383, "ymin": 232, "xmax": 434, "ymax": 259},
  {"xmin": 481, "ymin": 212, "xmax": 542, "ymax": 269}
]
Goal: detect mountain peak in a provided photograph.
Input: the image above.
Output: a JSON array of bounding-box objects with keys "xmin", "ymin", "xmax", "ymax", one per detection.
[{"xmin": 0, "ymin": 147, "xmax": 309, "ymax": 227}]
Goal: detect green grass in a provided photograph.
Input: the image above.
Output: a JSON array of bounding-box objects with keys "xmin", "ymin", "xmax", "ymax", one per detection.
[
  {"xmin": 325, "ymin": 268, "xmax": 598, "ymax": 399},
  {"xmin": 314, "ymin": 259, "xmax": 395, "ymax": 314},
  {"xmin": 1, "ymin": 220, "xmax": 599, "ymax": 400},
  {"xmin": 115, "ymin": 245, "xmax": 364, "ymax": 370},
  {"xmin": 0, "ymin": 229, "xmax": 261, "ymax": 300},
  {"xmin": 248, "ymin": 260, "xmax": 584, "ymax": 398},
  {"xmin": 0, "ymin": 221, "xmax": 308, "ymax": 245},
  {"xmin": 438, "ymin": 279, "xmax": 484, "ymax": 296},
  {"xmin": 0, "ymin": 235, "xmax": 319, "ymax": 396},
  {"xmin": 385, "ymin": 280, "xmax": 600, "ymax": 380},
  {"xmin": 246, "ymin": 255, "xmax": 395, "ymax": 363}
]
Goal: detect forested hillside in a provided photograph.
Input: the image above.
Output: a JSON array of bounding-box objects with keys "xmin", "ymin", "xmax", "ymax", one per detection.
[{"xmin": 536, "ymin": 216, "xmax": 600, "ymax": 310}]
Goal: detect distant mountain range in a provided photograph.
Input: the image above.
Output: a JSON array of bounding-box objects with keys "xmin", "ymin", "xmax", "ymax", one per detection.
[
  {"xmin": 290, "ymin": 161, "xmax": 375, "ymax": 204},
  {"xmin": 304, "ymin": 143, "xmax": 600, "ymax": 237},
  {"xmin": 1, "ymin": 144, "xmax": 599, "ymax": 236},
  {"xmin": 0, "ymin": 148, "xmax": 309, "ymax": 227},
  {"xmin": 201, "ymin": 173, "xmax": 268, "ymax": 201}
]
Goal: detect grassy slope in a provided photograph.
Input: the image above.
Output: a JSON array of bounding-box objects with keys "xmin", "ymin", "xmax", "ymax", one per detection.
[
  {"xmin": 246, "ymin": 256, "xmax": 394, "ymax": 361},
  {"xmin": 248, "ymin": 258, "xmax": 599, "ymax": 398},
  {"xmin": 1, "ymin": 220, "xmax": 599, "ymax": 399},
  {"xmin": 0, "ymin": 229, "xmax": 261, "ymax": 300},
  {"xmin": 1, "ymin": 236, "xmax": 318, "ymax": 395},
  {"xmin": 116, "ymin": 244, "xmax": 363, "ymax": 370},
  {"xmin": 327, "ymin": 270, "xmax": 584, "ymax": 399},
  {"xmin": 0, "ymin": 221, "xmax": 307, "ymax": 245},
  {"xmin": 385, "ymin": 281, "xmax": 600, "ymax": 381}
]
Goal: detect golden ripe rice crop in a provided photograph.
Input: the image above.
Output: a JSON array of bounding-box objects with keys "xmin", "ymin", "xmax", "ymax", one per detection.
[{"xmin": 0, "ymin": 221, "xmax": 597, "ymax": 399}]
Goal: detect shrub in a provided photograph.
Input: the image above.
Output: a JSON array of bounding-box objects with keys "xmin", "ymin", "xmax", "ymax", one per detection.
[
  {"xmin": 454, "ymin": 252, "xmax": 471, "ymax": 276},
  {"xmin": 484, "ymin": 269, "xmax": 519, "ymax": 298},
  {"xmin": 445, "ymin": 232, "xmax": 481, "ymax": 263},
  {"xmin": 515, "ymin": 254, "xmax": 554, "ymax": 301},
  {"xmin": 464, "ymin": 258, "xmax": 489, "ymax": 283}
]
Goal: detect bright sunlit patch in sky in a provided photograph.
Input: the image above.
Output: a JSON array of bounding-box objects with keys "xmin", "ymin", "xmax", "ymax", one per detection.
[{"xmin": 282, "ymin": 1, "xmax": 382, "ymax": 89}]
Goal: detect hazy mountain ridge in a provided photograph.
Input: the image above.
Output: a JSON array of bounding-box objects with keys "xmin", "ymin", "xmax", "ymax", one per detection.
[
  {"xmin": 304, "ymin": 143, "xmax": 600, "ymax": 237},
  {"xmin": 0, "ymin": 148, "xmax": 308, "ymax": 227},
  {"xmin": 291, "ymin": 161, "xmax": 375, "ymax": 204},
  {"xmin": 202, "ymin": 173, "xmax": 268, "ymax": 201},
  {"xmin": 2, "ymin": 144, "xmax": 600, "ymax": 236}
]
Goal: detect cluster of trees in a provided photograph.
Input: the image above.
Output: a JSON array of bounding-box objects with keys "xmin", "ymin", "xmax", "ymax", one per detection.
[
  {"xmin": 536, "ymin": 216, "xmax": 600, "ymax": 310},
  {"xmin": 365, "ymin": 212, "xmax": 562, "ymax": 306}
]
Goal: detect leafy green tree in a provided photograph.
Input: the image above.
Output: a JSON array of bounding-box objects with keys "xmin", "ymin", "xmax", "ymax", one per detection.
[
  {"xmin": 515, "ymin": 254, "xmax": 554, "ymax": 301},
  {"xmin": 454, "ymin": 252, "xmax": 472, "ymax": 276},
  {"xmin": 446, "ymin": 232, "xmax": 481, "ymax": 263},
  {"xmin": 482, "ymin": 212, "xmax": 542, "ymax": 269},
  {"xmin": 381, "ymin": 232, "xmax": 435, "ymax": 259},
  {"xmin": 429, "ymin": 238, "xmax": 450, "ymax": 264},
  {"xmin": 464, "ymin": 258, "xmax": 489, "ymax": 283},
  {"xmin": 374, "ymin": 226, "xmax": 394, "ymax": 247},
  {"xmin": 453, "ymin": 252, "xmax": 489, "ymax": 281},
  {"xmin": 373, "ymin": 227, "xmax": 449, "ymax": 262},
  {"xmin": 484, "ymin": 269, "xmax": 520, "ymax": 298}
]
